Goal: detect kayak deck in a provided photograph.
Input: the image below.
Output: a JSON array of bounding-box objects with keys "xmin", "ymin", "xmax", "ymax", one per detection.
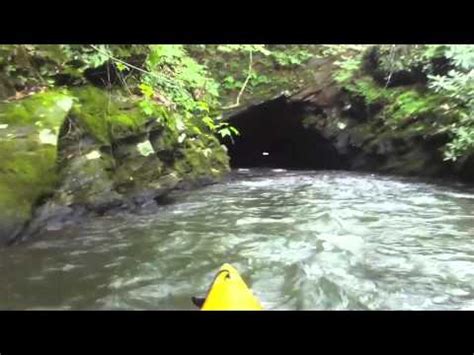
[{"xmin": 198, "ymin": 263, "xmax": 263, "ymax": 310}]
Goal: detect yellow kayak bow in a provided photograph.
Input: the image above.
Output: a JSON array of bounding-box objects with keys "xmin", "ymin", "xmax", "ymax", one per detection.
[{"xmin": 196, "ymin": 263, "xmax": 263, "ymax": 310}]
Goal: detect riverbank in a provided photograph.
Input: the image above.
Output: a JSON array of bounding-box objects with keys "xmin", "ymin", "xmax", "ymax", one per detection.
[{"xmin": 1, "ymin": 45, "xmax": 472, "ymax": 245}]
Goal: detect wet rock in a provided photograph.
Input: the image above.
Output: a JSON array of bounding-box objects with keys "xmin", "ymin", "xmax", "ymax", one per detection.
[
  {"xmin": 453, "ymin": 153, "xmax": 474, "ymax": 182},
  {"xmin": 0, "ymin": 90, "xmax": 74, "ymax": 245},
  {"xmin": 7, "ymin": 86, "xmax": 231, "ymax": 244},
  {"xmin": 222, "ymin": 69, "xmax": 451, "ymax": 179}
]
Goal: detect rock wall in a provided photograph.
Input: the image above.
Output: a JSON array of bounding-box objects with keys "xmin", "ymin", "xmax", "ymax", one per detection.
[
  {"xmin": 0, "ymin": 90, "xmax": 74, "ymax": 244},
  {"xmin": 1, "ymin": 86, "xmax": 230, "ymax": 245},
  {"xmin": 221, "ymin": 54, "xmax": 459, "ymax": 180}
]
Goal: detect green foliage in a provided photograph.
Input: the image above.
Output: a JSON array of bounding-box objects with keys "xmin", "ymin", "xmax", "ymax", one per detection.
[
  {"xmin": 0, "ymin": 44, "xmax": 240, "ymax": 143},
  {"xmin": 344, "ymin": 76, "xmax": 393, "ymax": 104},
  {"xmin": 334, "ymin": 57, "xmax": 363, "ymax": 84},
  {"xmin": 271, "ymin": 49, "xmax": 313, "ymax": 67},
  {"xmin": 318, "ymin": 45, "xmax": 369, "ymax": 57},
  {"xmin": 0, "ymin": 45, "xmax": 144, "ymax": 90},
  {"xmin": 429, "ymin": 69, "xmax": 474, "ymax": 105},
  {"xmin": 72, "ymin": 45, "xmax": 111, "ymax": 68},
  {"xmin": 222, "ymin": 75, "xmax": 243, "ymax": 90},
  {"xmin": 190, "ymin": 98, "xmax": 240, "ymax": 139},
  {"xmin": 334, "ymin": 44, "xmax": 474, "ymax": 161},
  {"xmin": 379, "ymin": 45, "xmax": 426, "ymax": 72},
  {"xmin": 145, "ymin": 44, "xmax": 219, "ymax": 101},
  {"xmin": 332, "ymin": 46, "xmax": 373, "ymax": 85},
  {"xmin": 136, "ymin": 45, "xmax": 244, "ymax": 140},
  {"xmin": 370, "ymin": 45, "xmax": 449, "ymax": 76},
  {"xmin": 344, "ymin": 75, "xmax": 446, "ymax": 126},
  {"xmin": 216, "ymin": 124, "xmax": 239, "ymax": 139},
  {"xmin": 6, "ymin": 44, "xmax": 473, "ymax": 164},
  {"xmin": 445, "ymin": 45, "xmax": 474, "ymax": 70},
  {"xmin": 444, "ymin": 113, "xmax": 474, "ymax": 161},
  {"xmin": 249, "ymin": 72, "xmax": 270, "ymax": 85},
  {"xmin": 427, "ymin": 45, "xmax": 474, "ymax": 160},
  {"xmin": 216, "ymin": 45, "xmax": 271, "ymax": 56},
  {"xmin": 187, "ymin": 44, "xmax": 323, "ymax": 107},
  {"xmin": 211, "ymin": 45, "xmax": 275, "ymax": 103},
  {"xmin": 385, "ymin": 90, "xmax": 445, "ymax": 124}
]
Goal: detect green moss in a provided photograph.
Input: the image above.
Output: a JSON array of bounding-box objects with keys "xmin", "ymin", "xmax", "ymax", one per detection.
[
  {"xmin": 109, "ymin": 112, "xmax": 140, "ymax": 138},
  {"xmin": 0, "ymin": 89, "xmax": 75, "ymax": 241},
  {"xmin": 150, "ymin": 126, "xmax": 179, "ymax": 154},
  {"xmin": 55, "ymin": 85, "xmax": 230, "ymax": 207},
  {"xmin": 0, "ymin": 90, "xmax": 74, "ymax": 130},
  {"xmin": 0, "ymin": 75, "xmax": 230, "ymax": 231},
  {"xmin": 0, "ymin": 89, "xmax": 73, "ymax": 211},
  {"xmin": 70, "ymin": 86, "xmax": 150, "ymax": 145},
  {"xmin": 172, "ymin": 134, "xmax": 229, "ymax": 182},
  {"xmin": 0, "ymin": 132, "xmax": 58, "ymax": 225}
]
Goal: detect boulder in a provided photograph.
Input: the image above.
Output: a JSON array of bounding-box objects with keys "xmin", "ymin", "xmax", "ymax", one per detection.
[{"xmin": 0, "ymin": 90, "xmax": 74, "ymax": 245}]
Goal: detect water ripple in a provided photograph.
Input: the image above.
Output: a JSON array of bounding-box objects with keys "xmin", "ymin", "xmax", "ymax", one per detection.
[{"xmin": 1, "ymin": 170, "xmax": 474, "ymax": 310}]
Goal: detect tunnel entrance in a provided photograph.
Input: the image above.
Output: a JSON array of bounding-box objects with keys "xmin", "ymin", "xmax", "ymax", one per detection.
[{"xmin": 222, "ymin": 96, "xmax": 344, "ymax": 170}]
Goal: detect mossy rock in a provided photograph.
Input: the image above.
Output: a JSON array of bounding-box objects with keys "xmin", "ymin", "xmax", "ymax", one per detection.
[
  {"xmin": 1, "ymin": 83, "xmax": 232, "ymax": 241},
  {"xmin": 115, "ymin": 152, "xmax": 165, "ymax": 194},
  {"xmin": 0, "ymin": 90, "xmax": 74, "ymax": 244},
  {"xmin": 70, "ymin": 86, "xmax": 151, "ymax": 145},
  {"xmin": 53, "ymin": 147, "xmax": 122, "ymax": 210},
  {"xmin": 0, "ymin": 90, "xmax": 74, "ymax": 129},
  {"xmin": 173, "ymin": 136, "xmax": 230, "ymax": 183}
]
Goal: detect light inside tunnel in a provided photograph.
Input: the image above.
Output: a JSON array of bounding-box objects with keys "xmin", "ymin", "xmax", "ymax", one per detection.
[{"xmin": 220, "ymin": 97, "xmax": 345, "ymax": 170}]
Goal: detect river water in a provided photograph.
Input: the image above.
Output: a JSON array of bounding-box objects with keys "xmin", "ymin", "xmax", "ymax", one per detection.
[{"xmin": 2, "ymin": 169, "xmax": 474, "ymax": 310}]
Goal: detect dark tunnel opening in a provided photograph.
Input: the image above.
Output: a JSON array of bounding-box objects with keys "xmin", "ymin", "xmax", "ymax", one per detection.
[{"xmin": 222, "ymin": 97, "xmax": 344, "ymax": 170}]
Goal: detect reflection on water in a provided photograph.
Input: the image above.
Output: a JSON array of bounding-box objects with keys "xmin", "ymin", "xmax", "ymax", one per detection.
[{"xmin": 1, "ymin": 170, "xmax": 474, "ymax": 310}]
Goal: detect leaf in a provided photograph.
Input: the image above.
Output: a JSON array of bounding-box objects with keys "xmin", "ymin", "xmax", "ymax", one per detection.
[
  {"xmin": 192, "ymin": 126, "xmax": 203, "ymax": 135},
  {"xmin": 139, "ymin": 83, "xmax": 154, "ymax": 98},
  {"xmin": 116, "ymin": 62, "xmax": 127, "ymax": 72},
  {"xmin": 148, "ymin": 45, "xmax": 185, "ymax": 67},
  {"xmin": 202, "ymin": 116, "xmax": 216, "ymax": 130},
  {"xmin": 229, "ymin": 126, "xmax": 240, "ymax": 136},
  {"xmin": 201, "ymin": 148, "xmax": 212, "ymax": 158},
  {"xmin": 196, "ymin": 101, "xmax": 209, "ymax": 112},
  {"xmin": 224, "ymin": 76, "xmax": 235, "ymax": 84},
  {"xmin": 218, "ymin": 127, "xmax": 231, "ymax": 138},
  {"xmin": 139, "ymin": 100, "xmax": 154, "ymax": 115}
]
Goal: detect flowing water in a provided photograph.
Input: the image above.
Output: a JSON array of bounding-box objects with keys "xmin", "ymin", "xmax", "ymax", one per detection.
[{"xmin": 2, "ymin": 169, "xmax": 474, "ymax": 310}]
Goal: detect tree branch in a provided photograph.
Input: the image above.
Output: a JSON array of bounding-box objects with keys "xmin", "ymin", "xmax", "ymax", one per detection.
[
  {"xmin": 223, "ymin": 49, "xmax": 253, "ymax": 109},
  {"xmin": 235, "ymin": 49, "xmax": 253, "ymax": 106},
  {"xmin": 89, "ymin": 44, "xmax": 156, "ymax": 77}
]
